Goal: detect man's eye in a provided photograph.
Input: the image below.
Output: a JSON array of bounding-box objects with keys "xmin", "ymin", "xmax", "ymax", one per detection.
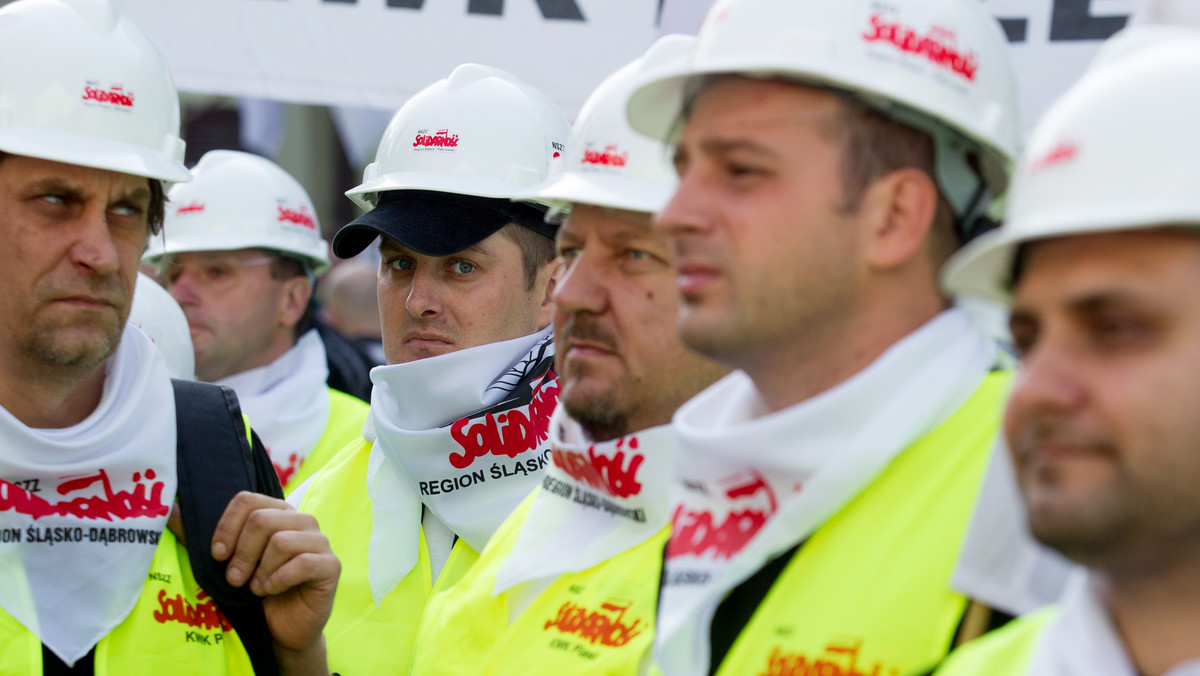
[
  {"xmin": 727, "ymin": 163, "xmax": 762, "ymax": 180},
  {"xmin": 451, "ymin": 261, "xmax": 476, "ymax": 275},
  {"xmin": 671, "ymin": 150, "xmax": 689, "ymax": 177},
  {"xmin": 110, "ymin": 205, "xmax": 142, "ymax": 217},
  {"xmin": 204, "ymin": 265, "xmax": 232, "ymax": 282},
  {"xmin": 558, "ymin": 246, "xmax": 581, "ymax": 259},
  {"xmin": 626, "ymin": 249, "xmax": 651, "ymax": 260},
  {"xmin": 39, "ymin": 195, "xmax": 66, "ymax": 206},
  {"xmin": 1010, "ymin": 334, "xmax": 1035, "ymax": 359},
  {"xmin": 1092, "ymin": 315, "xmax": 1151, "ymax": 347},
  {"xmin": 387, "ymin": 258, "xmax": 415, "ymax": 271},
  {"xmin": 1007, "ymin": 316, "xmax": 1037, "ymax": 359}
]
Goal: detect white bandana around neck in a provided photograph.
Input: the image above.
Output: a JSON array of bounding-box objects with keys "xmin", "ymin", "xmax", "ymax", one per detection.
[
  {"xmin": 0, "ymin": 325, "xmax": 177, "ymax": 666},
  {"xmin": 216, "ymin": 329, "xmax": 330, "ymax": 486},
  {"xmin": 655, "ymin": 309, "xmax": 997, "ymax": 676},
  {"xmin": 363, "ymin": 327, "xmax": 559, "ymax": 604},
  {"xmin": 493, "ymin": 406, "xmax": 675, "ymax": 595},
  {"xmin": 1028, "ymin": 572, "xmax": 1200, "ymax": 676}
]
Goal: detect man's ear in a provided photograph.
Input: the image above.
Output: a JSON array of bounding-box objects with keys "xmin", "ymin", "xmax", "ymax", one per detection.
[
  {"xmin": 535, "ymin": 257, "xmax": 564, "ymax": 329},
  {"xmin": 858, "ymin": 167, "xmax": 940, "ymax": 270},
  {"xmin": 279, "ymin": 275, "xmax": 313, "ymax": 328}
]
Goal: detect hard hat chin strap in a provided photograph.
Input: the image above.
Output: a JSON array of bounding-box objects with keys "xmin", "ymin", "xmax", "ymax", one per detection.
[
  {"xmin": 888, "ymin": 105, "xmax": 997, "ymax": 244},
  {"xmin": 933, "ymin": 131, "xmax": 997, "ymax": 244}
]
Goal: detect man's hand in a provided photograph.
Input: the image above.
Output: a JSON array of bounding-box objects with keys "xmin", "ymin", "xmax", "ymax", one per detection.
[{"xmin": 212, "ymin": 491, "xmax": 340, "ymax": 676}]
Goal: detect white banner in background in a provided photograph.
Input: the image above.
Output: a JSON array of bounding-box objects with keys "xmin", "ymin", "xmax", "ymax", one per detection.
[
  {"xmin": 114, "ymin": 0, "xmax": 660, "ymax": 119},
  {"xmin": 116, "ymin": 0, "xmax": 1137, "ymax": 130}
]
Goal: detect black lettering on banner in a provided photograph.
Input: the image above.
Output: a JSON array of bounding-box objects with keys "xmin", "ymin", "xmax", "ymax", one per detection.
[
  {"xmin": 1049, "ymin": 0, "xmax": 1128, "ymax": 41},
  {"xmin": 468, "ymin": 0, "xmax": 584, "ymax": 19},
  {"xmin": 997, "ymin": 17, "xmax": 1028, "ymax": 43},
  {"xmin": 313, "ymin": 0, "xmax": 584, "ymax": 19}
]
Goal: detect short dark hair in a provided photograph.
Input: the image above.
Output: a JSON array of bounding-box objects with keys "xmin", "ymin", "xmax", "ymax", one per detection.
[
  {"xmin": 498, "ymin": 222, "xmax": 557, "ymax": 291},
  {"xmin": 820, "ymin": 95, "xmax": 957, "ymax": 267},
  {"xmin": 0, "ymin": 150, "xmax": 167, "ymax": 237},
  {"xmin": 261, "ymin": 249, "xmax": 314, "ymax": 339},
  {"xmin": 148, "ymin": 180, "xmax": 166, "ymax": 237}
]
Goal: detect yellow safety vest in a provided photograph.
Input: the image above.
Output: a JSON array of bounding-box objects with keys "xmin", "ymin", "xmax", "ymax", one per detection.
[
  {"xmin": 0, "ymin": 529, "xmax": 254, "ymax": 675},
  {"xmin": 928, "ymin": 608, "xmax": 1053, "ymax": 675},
  {"xmin": 283, "ymin": 387, "xmax": 369, "ymax": 495},
  {"xmin": 410, "ymin": 489, "xmax": 669, "ymax": 675},
  {"xmin": 297, "ymin": 437, "xmax": 480, "ymax": 675},
  {"xmin": 702, "ymin": 371, "xmax": 1010, "ymax": 676}
]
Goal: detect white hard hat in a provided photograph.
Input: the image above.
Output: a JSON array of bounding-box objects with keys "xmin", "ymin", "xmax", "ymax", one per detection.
[
  {"xmin": 335, "ymin": 64, "xmax": 569, "ymax": 258},
  {"xmin": 942, "ymin": 28, "xmax": 1200, "ymax": 304},
  {"xmin": 130, "ymin": 272, "xmax": 195, "ymax": 380},
  {"xmin": 0, "ymin": 0, "xmax": 188, "ymax": 183},
  {"xmin": 346, "ymin": 63, "xmax": 569, "ymax": 209},
  {"xmin": 518, "ymin": 35, "xmax": 695, "ymax": 217},
  {"xmin": 144, "ymin": 150, "xmax": 331, "ymax": 274},
  {"xmin": 626, "ymin": 0, "xmax": 1019, "ymax": 231}
]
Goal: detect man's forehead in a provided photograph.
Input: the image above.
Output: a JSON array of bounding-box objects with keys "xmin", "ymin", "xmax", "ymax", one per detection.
[
  {"xmin": 1012, "ymin": 230, "xmax": 1200, "ymax": 307},
  {"xmin": 560, "ymin": 205, "xmax": 654, "ymax": 238},
  {"xmin": 683, "ymin": 76, "xmax": 842, "ymax": 136},
  {"xmin": 171, "ymin": 249, "xmax": 268, "ymax": 263},
  {"xmin": 2, "ymin": 153, "xmax": 150, "ymax": 192}
]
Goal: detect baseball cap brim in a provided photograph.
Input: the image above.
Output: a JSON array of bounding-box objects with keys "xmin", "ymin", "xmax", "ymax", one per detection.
[{"xmin": 333, "ymin": 190, "xmax": 553, "ymax": 258}]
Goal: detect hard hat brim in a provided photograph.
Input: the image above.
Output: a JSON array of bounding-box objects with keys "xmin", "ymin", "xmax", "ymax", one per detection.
[
  {"xmin": 943, "ymin": 206, "xmax": 1200, "ymax": 305},
  {"xmin": 0, "ymin": 125, "xmax": 190, "ymax": 184},
  {"xmin": 515, "ymin": 172, "xmax": 675, "ymax": 216}
]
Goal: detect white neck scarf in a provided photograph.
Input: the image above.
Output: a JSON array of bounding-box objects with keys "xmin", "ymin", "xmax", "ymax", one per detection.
[
  {"xmin": 0, "ymin": 325, "xmax": 177, "ymax": 666},
  {"xmin": 655, "ymin": 309, "xmax": 996, "ymax": 676},
  {"xmin": 1029, "ymin": 572, "xmax": 1200, "ymax": 676},
  {"xmin": 494, "ymin": 407, "xmax": 674, "ymax": 594},
  {"xmin": 216, "ymin": 329, "xmax": 330, "ymax": 486},
  {"xmin": 364, "ymin": 327, "xmax": 558, "ymax": 604}
]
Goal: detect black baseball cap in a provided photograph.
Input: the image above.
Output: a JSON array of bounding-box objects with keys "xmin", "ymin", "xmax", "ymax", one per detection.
[{"xmin": 333, "ymin": 189, "xmax": 554, "ymax": 258}]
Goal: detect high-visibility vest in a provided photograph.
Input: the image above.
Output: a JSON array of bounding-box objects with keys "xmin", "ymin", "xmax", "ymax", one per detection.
[
  {"xmin": 0, "ymin": 529, "xmax": 254, "ymax": 675},
  {"xmin": 410, "ymin": 489, "xmax": 670, "ymax": 675},
  {"xmin": 928, "ymin": 608, "xmax": 1053, "ymax": 675},
  {"xmin": 283, "ymin": 387, "xmax": 369, "ymax": 494},
  {"xmin": 698, "ymin": 372, "xmax": 1010, "ymax": 676},
  {"xmin": 296, "ymin": 437, "xmax": 480, "ymax": 675}
]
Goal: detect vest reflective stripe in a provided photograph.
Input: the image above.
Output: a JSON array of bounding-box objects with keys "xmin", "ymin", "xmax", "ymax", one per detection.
[
  {"xmin": 411, "ymin": 490, "xmax": 669, "ymax": 675},
  {"xmin": 297, "ymin": 437, "xmax": 482, "ymax": 674},
  {"xmin": 283, "ymin": 388, "xmax": 369, "ymax": 495},
  {"xmin": 0, "ymin": 529, "xmax": 253, "ymax": 675},
  {"xmin": 707, "ymin": 372, "xmax": 1010, "ymax": 676},
  {"xmin": 932, "ymin": 609, "xmax": 1054, "ymax": 676}
]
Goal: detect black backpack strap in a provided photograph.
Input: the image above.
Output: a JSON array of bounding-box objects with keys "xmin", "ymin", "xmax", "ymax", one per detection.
[{"xmin": 173, "ymin": 379, "xmax": 282, "ymax": 676}]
